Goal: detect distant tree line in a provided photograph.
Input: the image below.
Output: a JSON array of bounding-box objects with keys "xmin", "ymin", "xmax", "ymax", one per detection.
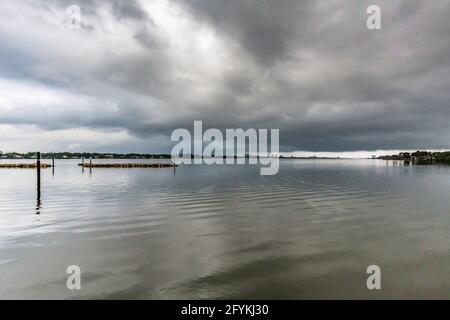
[
  {"xmin": 434, "ymin": 152, "xmax": 450, "ymax": 164},
  {"xmin": 0, "ymin": 151, "xmax": 172, "ymax": 159},
  {"xmin": 378, "ymin": 151, "xmax": 450, "ymax": 164}
]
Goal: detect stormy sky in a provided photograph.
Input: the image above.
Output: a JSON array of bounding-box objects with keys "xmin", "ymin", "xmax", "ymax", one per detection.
[{"xmin": 0, "ymin": 0, "xmax": 449, "ymax": 154}]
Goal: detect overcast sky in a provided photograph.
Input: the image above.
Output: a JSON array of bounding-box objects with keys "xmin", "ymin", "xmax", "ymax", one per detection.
[{"xmin": 0, "ymin": 0, "xmax": 449, "ymax": 155}]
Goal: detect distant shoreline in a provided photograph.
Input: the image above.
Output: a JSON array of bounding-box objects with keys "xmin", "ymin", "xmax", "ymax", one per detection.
[{"xmin": 2, "ymin": 151, "xmax": 449, "ymax": 163}]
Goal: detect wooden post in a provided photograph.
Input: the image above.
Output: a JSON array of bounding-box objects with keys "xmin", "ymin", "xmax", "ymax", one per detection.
[
  {"xmin": 89, "ymin": 157, "xmax": 92, "ymax": 166},
  {"xmin": 52, "ymin": 157, "xmax": 55, "ymax": 167},
  {"xmin": 36, "ymin": 152, "xmax": 41, "ymax": 214},
  {"xmin": 37, "ymin": 152, "xmax": 41, "ymax": 185}
]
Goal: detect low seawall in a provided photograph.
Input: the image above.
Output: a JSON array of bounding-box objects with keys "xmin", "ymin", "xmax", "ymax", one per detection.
[
  {"xmin": 0, "ymin": 163, "xmax": 52, "ymax": 169},
  {"xmin": 78, "ymin": 163, "xmax": 177, "ymax": 168}
]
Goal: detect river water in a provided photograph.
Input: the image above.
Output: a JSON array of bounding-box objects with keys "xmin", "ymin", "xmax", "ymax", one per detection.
[{"xmin": 0, "ymin": 159, "xmax": 449, "ymax": 299}]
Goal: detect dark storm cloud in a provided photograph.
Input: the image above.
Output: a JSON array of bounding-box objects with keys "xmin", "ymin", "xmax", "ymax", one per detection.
[
  {"xmin": 175, "ymin": 0, "xmax": 316, "ymax": 66},
  {"xmin": 0, "ymin": 0, "xmax": 449, "ymax": 152}
]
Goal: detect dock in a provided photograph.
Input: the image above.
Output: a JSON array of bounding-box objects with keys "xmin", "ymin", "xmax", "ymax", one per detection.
[{"xmin": 78, "ymin": 163, "xmax": 177, "ymax": 168}]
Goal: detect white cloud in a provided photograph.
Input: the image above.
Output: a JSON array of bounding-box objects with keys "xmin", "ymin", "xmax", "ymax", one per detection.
[
  {"xmin": 0, "ymin": 78, "xmax": 120, "ymax": 127},
  {"xmin": 0, "ymin": 124, "xmax": 136, "ymax": 152}
]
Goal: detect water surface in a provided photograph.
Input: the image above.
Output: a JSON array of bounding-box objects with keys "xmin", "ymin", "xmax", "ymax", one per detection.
[{"xmin": 0, "ymin": 159, "xmax": 449, "ymax": 299}]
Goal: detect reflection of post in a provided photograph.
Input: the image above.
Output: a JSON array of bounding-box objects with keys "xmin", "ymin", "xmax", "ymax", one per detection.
[{"xmin": 36, "ymin": 152, "xmax": 41, "ymax": 215}]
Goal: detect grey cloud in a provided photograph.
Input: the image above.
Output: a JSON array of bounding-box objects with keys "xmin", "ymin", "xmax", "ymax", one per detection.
[
  {"xmin": 0, "ymin": 0, "xmax": 449, "ymax": 153},
  {"xmin": 175, "ymin": 0, "xmax": 316, "ymax": 66},
  {"xmin": 110, "ymin": 1, "xmax": 149, "ymax": 20}
]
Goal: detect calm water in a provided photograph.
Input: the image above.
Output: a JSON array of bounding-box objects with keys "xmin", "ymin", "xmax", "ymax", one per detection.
[{"xmin": 0, "ymin": 159, "xmax": 449, "ymax": 299}]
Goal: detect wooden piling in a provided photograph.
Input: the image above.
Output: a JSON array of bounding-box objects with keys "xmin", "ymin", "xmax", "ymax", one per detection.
[
  {"xmin": 36, "ymin": 152, "xmax": 41, "ymax": 213},
  {"xmin": 37, "ymin": 152, "xmax": 41, "ymax": 186}
]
